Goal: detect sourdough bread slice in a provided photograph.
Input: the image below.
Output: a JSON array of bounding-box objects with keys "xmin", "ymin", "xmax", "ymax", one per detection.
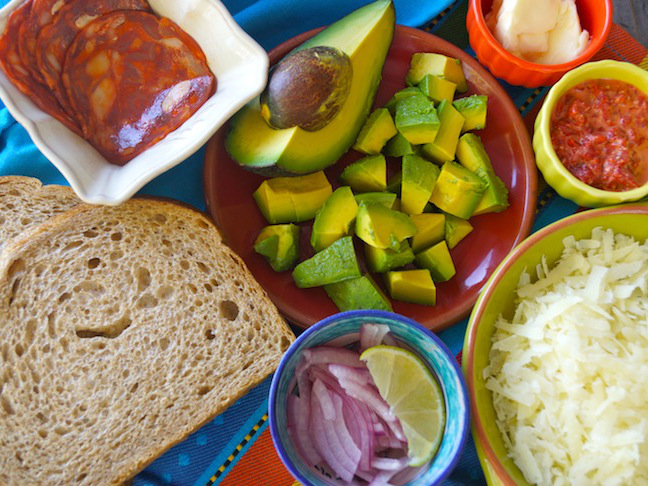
[
  {"xmin": 0, "ymin": 176, "xmax": 79, "ymax": 248},
  {"xmin": 0, "ymin": 198, "xmax": 294, "ymax": 485}
]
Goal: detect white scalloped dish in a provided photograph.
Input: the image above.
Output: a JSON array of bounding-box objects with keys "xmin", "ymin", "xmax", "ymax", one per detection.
[{"xmin": 0, "ymin": 0, "xmax": 268, "ymax": 205}]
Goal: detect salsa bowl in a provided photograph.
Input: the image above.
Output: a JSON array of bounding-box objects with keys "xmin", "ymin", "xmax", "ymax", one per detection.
[{"xmin": 534, "ymin": 60, "xmax": 648, "ymax": 207}]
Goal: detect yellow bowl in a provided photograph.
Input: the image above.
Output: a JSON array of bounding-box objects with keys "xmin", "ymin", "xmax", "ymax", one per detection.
[
  {"xmin": 533, "ymin": 60, "xmax": 648, "ymax": 207},
  {"xmin": 462, "ymin": 203, "xmax": 648, "ymax": 485}
]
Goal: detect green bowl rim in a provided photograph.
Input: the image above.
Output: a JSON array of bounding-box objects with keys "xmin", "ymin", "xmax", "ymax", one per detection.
[{"xmin": 463, "ymin": 202, "xmax": 648, "ymax": 484}]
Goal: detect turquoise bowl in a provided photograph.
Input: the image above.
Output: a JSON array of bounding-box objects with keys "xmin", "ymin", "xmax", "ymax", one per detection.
[{"xmin": 268, "ymin": 310, "xmax": 469, "ymax": 485}]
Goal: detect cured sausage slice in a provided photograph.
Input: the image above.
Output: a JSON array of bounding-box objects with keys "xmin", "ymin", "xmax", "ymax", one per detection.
[
  {"xmin": 17, "ymin": 0, "xmax": 67, "ymax": 85},
  {"xmin": 62, "ymin": 11, "xmax": 215, "ymax": 165},
  {"xmin": 35, "ymin": 0, "xmax": 151, "ymax": 116},
  {"xmin": 0, "ymin": 1, "xmax": 80, "ymax": 134}
]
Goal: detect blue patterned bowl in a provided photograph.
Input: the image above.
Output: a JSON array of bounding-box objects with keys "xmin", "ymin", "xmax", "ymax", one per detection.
[{"xmin": 268, "ymin": 310, "xmax": 469, "ymax": 485}]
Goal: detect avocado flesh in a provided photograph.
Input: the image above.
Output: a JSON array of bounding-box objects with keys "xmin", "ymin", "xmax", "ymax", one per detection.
[
  {"xmin": 456, "ymin": 133, "xmax": 509, "ymax": 216},
  {"xmin": 339, "ymin": 154, "xmax": 387, "ymax": 193},
  {"xmin": 385, "ymin": 269, "xmax": 437, "ymax": 306},
  {"xmin": 226, "ymin": 0, "xmax": 395, "ymax": 175},
  {"xmin": 311, "ymin": 186, "xmax": 359, "ymax": 252},
  {"xmin": 415, "ymin": 240, "xmax": 456, "ymax": 282},
  {"xmin": 429, "ymin": 161, "xmax": 485, "ymax": 219},
  {"xmin": 354, "ymin": 192, "xmax": 397, "ymax": 209},
  {"xmin": 444, "ymin": 214, "xmax": 473, "ymax": 249},
  {"xmin": 453, "ymin": 95, "xmax": 488, "ymax": 132},
  {"xmin": 401, "ymin": 154, "xmax": 440, "ymax": 215},
  {"xmin": 353, "ymin": 108, "xmax": 397, "ymax": 155},
  {"xmin": 292, "ymin": 236, "xmax": 361, "ymax": 288},
  {"xmin": 365, "ymin": 240, "xmax": 415, "ymax": 273},
  {"xmin": 325, "ymin": 273, "xmax": 392, "ymax": 312},
  {"xmin": 253, "ymin": 171, "xmax": 332, "ymax": 223},
  {"xmin": 410, "ymin": 213, "xmax": 445, "ymax": 253},
  {"xmin": 383, "ymin": 132, "xmax": 417, "ymax": 157},
  {"xmin": 355, "ymin": 202, "xmax": 417, "ymax": 250},
  {"xmin": 406, "ymin": 53, "xmax": 468, "ymax": 92},
  {"xmin": 254, "ymin": 224, "xmax": 300, "ymax": 271},
  {"xmin": 420, "ymin": 99, "xmax": 466, "ymax": 164},
  {"xmin": 419, "ymin": 74, "xmax": 457, "ymax": 105}
]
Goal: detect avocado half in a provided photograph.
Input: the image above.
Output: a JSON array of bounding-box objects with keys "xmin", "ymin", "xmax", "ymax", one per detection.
[{"xmin": 225, "ymin": 0, "xmax": 396, "ymax": 176}]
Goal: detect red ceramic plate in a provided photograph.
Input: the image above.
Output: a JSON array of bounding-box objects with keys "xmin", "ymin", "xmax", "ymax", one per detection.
[{"xmin": 204, "ymin": 25, "xmax": 537, "ymax": 331}]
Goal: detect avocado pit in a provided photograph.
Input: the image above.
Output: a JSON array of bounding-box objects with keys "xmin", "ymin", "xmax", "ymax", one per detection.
[{"xmin": 260, "ymin": 46, "xmax": 353, "ymax": 131}]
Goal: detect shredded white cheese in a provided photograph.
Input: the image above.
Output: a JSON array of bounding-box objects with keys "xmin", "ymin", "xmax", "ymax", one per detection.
[{"xmin": 484, "ymin": 227, "xmax": 648, "ymax": 486}]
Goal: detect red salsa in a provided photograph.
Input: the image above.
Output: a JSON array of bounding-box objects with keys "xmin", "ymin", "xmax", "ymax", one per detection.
[{"xmin": 550, "ymin": 79, "xmax": 648, "ymax": 192}]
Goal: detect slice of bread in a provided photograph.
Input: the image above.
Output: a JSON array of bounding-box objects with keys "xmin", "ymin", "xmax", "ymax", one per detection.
[
  {"xmin": 0, "ymin": 198, "xmax": 294, "ymax": 485},
  {"xmin": 0, "ymin": 176, "xmax": 80, "ymax": 249}
]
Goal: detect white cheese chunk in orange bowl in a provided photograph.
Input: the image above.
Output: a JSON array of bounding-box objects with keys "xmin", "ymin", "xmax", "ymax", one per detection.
[{"xmin": 463, "ymin": 203, "xmax": 648, "ymax": 485}]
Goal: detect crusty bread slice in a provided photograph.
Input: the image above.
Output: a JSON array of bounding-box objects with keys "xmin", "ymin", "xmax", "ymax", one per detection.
[
  {"xmin": 0, "ymin": 176, "xmax": 80, "ymax": 249},
  {"xmin": 0, "ymin": 198, "xmax": 294, "ymax": 485}
]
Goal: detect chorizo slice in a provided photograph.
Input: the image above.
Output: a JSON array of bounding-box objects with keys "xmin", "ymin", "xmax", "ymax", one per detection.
[
  {"xmin": 62, "ymin": 11, "xmax": 215, "ymax": 165},
  {"xmin": 35, "ymin": 0, "xmax": 151, "ymax": 117},
  {"xmin": 17, "ymin": 0, "xmax": 68, "ymax": 85},
  {"xmin": 0, "ymin": 1, "xmax": 80, "ymax": 134}
]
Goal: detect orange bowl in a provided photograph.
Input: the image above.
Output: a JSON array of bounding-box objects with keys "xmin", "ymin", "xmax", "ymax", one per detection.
[{"xmin": 467, "ymin": 0, "xmax": 613, "ymax": 87}]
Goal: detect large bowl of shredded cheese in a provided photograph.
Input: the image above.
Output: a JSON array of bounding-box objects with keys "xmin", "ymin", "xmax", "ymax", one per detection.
[{"xmin": 462, "ymin": 203, "xmax": 648, "ymax": 485}]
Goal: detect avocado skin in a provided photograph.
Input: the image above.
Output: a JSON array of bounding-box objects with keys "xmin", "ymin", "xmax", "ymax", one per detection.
[
  {"xmin": 260, "ymin": 46, "xmax": 352, "ymax": 131},
  {"xmin": 324, "ymin": 274, "xmax": 392, "ymax": 312},
  {"xmin": 226, "ymin": 0, "xmax": 396, "ymax": 176},
  {"xmin": 292, "ymin": 236, "xmax": 361, "ymax": 288}
]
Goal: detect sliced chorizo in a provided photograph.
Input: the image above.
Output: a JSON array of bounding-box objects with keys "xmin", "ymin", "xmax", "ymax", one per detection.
[
  {"xmin": 62, "ymin": 11, "xmax": 215, "ymax": 165},
  {"xmin": 35, "ymin": 0, "xmax": 151, "ymax": 116},
  {"xmin": 17, "ymin": 0, "xmax": 67, "ymax": 85},
  {"xmin": 0, "ymin": 1, "xmax": 80, "ymax": 134}
]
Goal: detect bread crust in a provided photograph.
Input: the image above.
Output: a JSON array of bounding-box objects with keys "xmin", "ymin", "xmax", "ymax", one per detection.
[{"xmin": 0, "ymin": 198, "xmax": 295, "ymax": 485}]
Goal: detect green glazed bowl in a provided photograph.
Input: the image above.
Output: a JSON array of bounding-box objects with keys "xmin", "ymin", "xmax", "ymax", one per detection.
[
  {"xmin": 462, "ymin": 203, "xmax": 648, "ymax": 485},
  {"xmin": 534, "ymin": 60, "xmax": 648, "ymax": 208}
]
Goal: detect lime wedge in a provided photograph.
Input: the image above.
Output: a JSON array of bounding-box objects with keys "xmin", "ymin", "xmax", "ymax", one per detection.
[{"xmin": 360, "ymin": 345, "xmax": 446, "ymax": 466}]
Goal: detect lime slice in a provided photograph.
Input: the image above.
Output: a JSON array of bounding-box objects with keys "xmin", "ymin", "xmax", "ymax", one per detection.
[{"xmin": 360, "ymin": 345, "xmax": 446, "ymax": 466}]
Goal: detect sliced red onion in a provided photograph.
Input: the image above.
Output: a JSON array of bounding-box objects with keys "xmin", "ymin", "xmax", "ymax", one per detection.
[
  {"xmin": 360, "ymin": 323, "xmax": 391, "ymax": 352},
  {"xmin": 331, "ymin": 394, "xmax": 362, "ymax": 470},
  {"xmin": 344, "ymin": 395, "xmax": 373, "ymax": 472},
  {"xmin": 381, "ymin": 333, "xmax": 398, "ymax": 347},
  {"xmin": 313, "ymin": 378, "xmax": 337, "ymax": 421},
  {"xmin": 328, "ymin": 363, "xmax": 373, "ymax": 386},
  {"xmin": 371, "ymin": 457, "xmax": 409, "ymax": 471},
  {"xmin": 289, "ymin": 393, "xmax": 322, "ymax": 467},
  {"xmin": 311, "ymin": 394, "xmax": 356, "ymax": 482},
  {"xmin": 304, "ymin": 346, "xmax": 365, "ymax": 368}
]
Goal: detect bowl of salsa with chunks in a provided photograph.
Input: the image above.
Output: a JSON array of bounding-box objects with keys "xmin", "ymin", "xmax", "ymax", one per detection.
[{"xmin": 533, "ymin": 60, "xmax": 648, "ymax": 207}]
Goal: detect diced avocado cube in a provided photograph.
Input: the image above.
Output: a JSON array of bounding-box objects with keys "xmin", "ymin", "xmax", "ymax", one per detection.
[
  {"xmin": 354, "ymin": 192, "xmax": 398, "ymax": 209},
  {"xmin": 453, "ymin": 95, "xmax": 488, "ymax": 132},
  {"xmin": 292, "ymin": 236, "xmax": 360, "ymax": 288},
  {"xmin": 419, "ymin": 74, "xmax": 457, "ymax": 105},
  {"xmin": 406, "ymin": 53, "xmax": 468, "ymax": 92},
  {"xmin": 353, "ymin": 108, "xmax": 398, "ymax": 155},
  {"xmin": 355, "ymin": 201, "xmax": 417, "ymax": 250},
  {"xmin": 384, "ymin": 87, "xmax": 421, "ymax": 115},
  {"xmin": 311, "ymin": 186, "xmax": 359, "ymax": 252},
  {"xmin": 394, "ymin": 93, "xmax": 440, "ymax": 145},
  {"xmin": 253, "ymin": 171, "xmax": 332, "ymax": 224},
  {"xmin": 420, "ymin": 100, "xmax": 465, "ymax": 164},
  {"xmin": 384, "ymin": 269, "xmax": 437, "ymax": 306},
  {"xmin": 254, "ymin": 224, "xmax": 300, "ymax": 272},
  {"xmin": 325, "ymin": 274, "xmax": 392, "ymax": 312},
  {"xmin": 339, "ymin": 155, "xmax": 387, "ymax": 193},
  {"xmin": 410, "ymin": 213, "xmax": 445, "ymax": 253},
  {"xmin": 429, "ymin": 162, "xmax": 485, "ymax": 219},
  {"xmin": 456, "ymin": 133, "xmax": 509, "ymax": 216},
  {"xmin": 414, "ymin": 240, "xmax": 456, "ymax": 282},
  {"xmin": 401, "ymin": 154, "xmax": 440, "ymax": 215},
  {"xmin": 365, "ymin": 240, "xmax": 415, "ymax": 273},
  {"xmin": 383, "ymin": 132, "xmax": 418, "ymax": 157},
  {"xmin": 444, "ymin": 214, "xmax": 473, "ymax": 249},
  {"xmin": 386, "ymin": 172, "xmax": 402, "ymax": 195}
]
